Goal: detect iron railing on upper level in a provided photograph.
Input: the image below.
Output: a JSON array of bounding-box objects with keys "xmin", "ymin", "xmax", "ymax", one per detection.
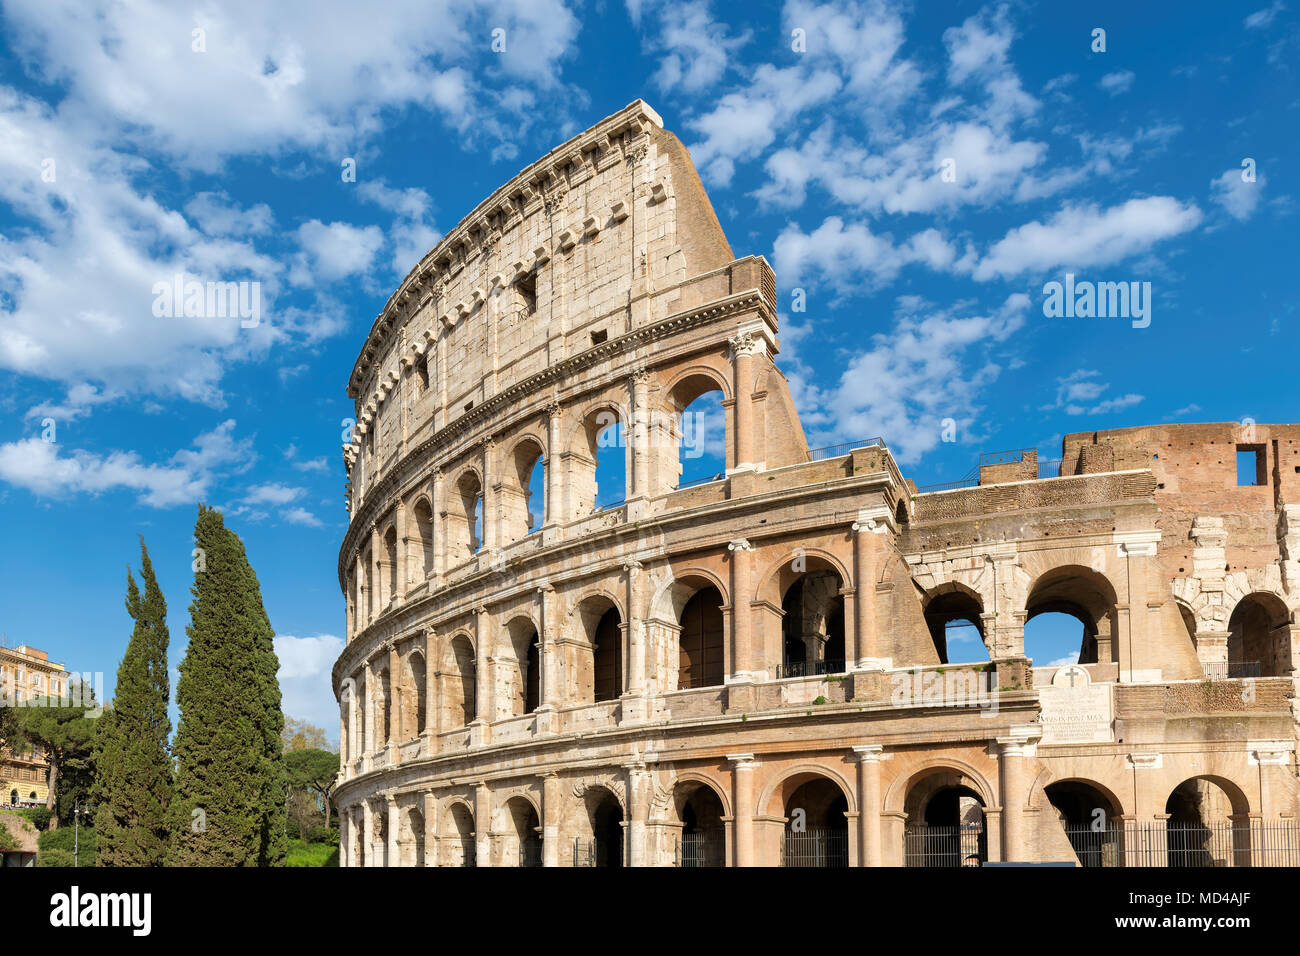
[
  {"xmin": 807, "ymin": 437, "xmax": 884, "ymax": 461},
  {"xmin": 676, "ymin": 472, "xmax": 725, "ymax": 489},
  {"xmin": 776, "ymin": 659, "xmax": 846, "ymax": 679}
]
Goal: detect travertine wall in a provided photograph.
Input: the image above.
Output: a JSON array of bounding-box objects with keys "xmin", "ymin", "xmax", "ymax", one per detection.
[{"xmin": 333, "ymin": 102, "xmax": 1300, "ymax": 868}]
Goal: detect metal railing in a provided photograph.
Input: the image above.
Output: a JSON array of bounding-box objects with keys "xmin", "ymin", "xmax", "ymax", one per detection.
[
  {"xmin": 979, "ymin": 447, "xmax": 1034, "ymax": 467},
  {"xmin": 783, "ymin": 827, "xmax": 849, "ymax": 867},
  {"xmin": 807, "ymin": 437, "xmax": 884, "ymax": 461},
  {"xmin": 905, "ymin": 824, "xmax": 987, "ymax": 867},
  {"xmin": 520, "ymin": 840, "xmax": 543, "ymax": 868},
  {"xmin": 676, "ymin": 831, "xmax": 726, "ymax": 868},
  {"xmin": 676, "ymin": 472, "xmax": 725, "ymax": 489},
  {"xmin": 1202, "ymin": 660, "xmax": 1262, "ymax": 679},
  {"xmin": 776, "ymin": 659, "xmax": 846, "ymax": 679},
  {"xmin": 1059, "ymin": 822, "xmax": 1300, "ymax": 867},
  {"xmin": 573, "ymin": 839, "xmax": 595, "ymax": 867},
  {"xmin": 1037, "ymin": 458, "xmax": 1064, "ymax": 479}
]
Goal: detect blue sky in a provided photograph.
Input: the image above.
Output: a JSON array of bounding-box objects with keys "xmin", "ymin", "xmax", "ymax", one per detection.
[{"xmin": 0, "ymin": 0, "xmax": 1296, "ymax": 739}]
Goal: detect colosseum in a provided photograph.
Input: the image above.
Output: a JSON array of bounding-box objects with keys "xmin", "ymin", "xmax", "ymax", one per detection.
[{"xmin": 332, "ymin": 100, "xmax": 1300, "ymax": 867}]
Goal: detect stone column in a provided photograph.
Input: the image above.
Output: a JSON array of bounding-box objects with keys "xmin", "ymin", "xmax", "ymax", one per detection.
[
  {"xmin": 395, "ymin": 496, "xmax": 408, "ymax": 598},
  {"xmin": 369, "ymin": 526, "xmax": 382, "ymax": 615},
  {"xmin": 536, "ymin": 585, "xmax": 559, "ymax": 732},
  {"xmin": 422, "ymin": 792, "xmax": 437, "ymax": 868},
  {"xmin": 728, "ymin": 753, "xmax": 756, "ymax": 867},
  {"xmin": 480, "ymin": 438, "xmax": 496, "ymax": 552},
  {"xmin": 432, "ymin": 468, "xmax": 446, "ymax": 577},
  {"xmin": 997, "ymin": 727, "xmax": 1040, "ymax": 863},
  {"xmin": 629, "ymin": 371, "xmax": 650, "ymax": 503},
  {"xmin": 386, "ymin": 794, "xmax": 399, "ymax": 867},
  {"xmin": 361, "ymin": 799, "xmax": 374, "ymax": 867},
  {"xmin": 727, "ymin": 539, "xmax": 755, "ymax": 680},
  {"xmin": 853, "ymin": 744, "xmax": 886, "ymax": 867},
  {"xmin": 852, "ymin": 510, "xmax": 890, "ymax": 668},
  {"xmin": 362, "ymin": 661, "xmax": 375, "ymax": 769},
  {"xmin": 388, "ymin": 644, "xmax": 402, "ymax": 757},
  {"xmin": 471, "ymin": 606, "xmax": 491, "ymax": 745},
  {"xmin": 1117, "ymin": 531, "xmax": 1161, "ymax": 678},
  {"xmin": 729, "ymin": 334, "xmax": 757, "ymax": 473},
  {"xmin": 340, "ymin": 810, "xmax": 351, "ymax": 868},
  {"xmin": 545, "ymin": 402, "xmax": 565, "ymax": 530},
  {"xmin": 541, "ymin": 772, "xmax": 561, "ymax": 868},
  {"xmin": 622, "ymin": 560, "xmax": 646, "ymax": 721},
  {"xmin": 475, "ymin": 783, "xmax": 492, "ymax": 868},
  {"xmin": 627, "ymin": 763, "xmax": 648, "ymax": 867},
  {"xmin": 423, "ymin": 628, "xmax": 438, "ymax": 753}
]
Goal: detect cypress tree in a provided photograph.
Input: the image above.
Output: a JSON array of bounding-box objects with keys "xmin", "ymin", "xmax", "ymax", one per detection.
[
  {"xmin": 92, "ymin": 537, "xmax": 173, "ymax": 864},
  {"xmin": 166, "ymin": 505, "xmax": 287, "ymax": 866}
]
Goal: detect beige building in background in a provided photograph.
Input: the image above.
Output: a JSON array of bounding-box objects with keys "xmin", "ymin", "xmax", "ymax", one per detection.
[
  {"xmin": 333, "ymin": 100, "xmax": 1300, "ymax": 867},
  {"xmin": 0, "ymin": 644, "xmax": 67, "ymax": 808}
]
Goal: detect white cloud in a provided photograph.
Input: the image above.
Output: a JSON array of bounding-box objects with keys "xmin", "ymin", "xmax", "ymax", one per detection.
[
  {"xmin": 800, "ymin": 293, "xmax": 1032, "ymax": 464},
  {"xmin": 291, "ymin": 220, "xmax": 385, "ymax": 285},
  {"xmin": 1245, "ymin": 2, "xmax": 1285, "ymax": 29},
  {"xmin": 943, "ymin": 5, "xmax": 1038, "ymax": 128},
  {"xmin": 274, "ymin": 633, "xmax": 345, "ymax": 738},
  {"xmin": 1098, "ymin": 70, "xmax": 1135, "ymax": 95},
  {"xmin": 1042, "ymin": 370, "xmax": 1144, "ymax": 417},
  {"xmin": 185, "ymin": 192, "xmax": 275, "ymax": 237},
  {"xmin": 973, "ymin": 197, "xmax": 1202, "ymax": 280},
  {"xmin": 771, "ymin": 216, "xmax": 968, "ymax": 293},
  {"xmin": 283, "ymin": 506, "xmax": 325, "ymax": 527},
  {"xmin": 634, "ymin": 0, "xmax": 751, "ymax": 93},
  {"xmin": 1210, "ymin": 167, "xmax": 1264, "ymax": 221},
  {"xmin": 0, "ymin": 418, "xmax": 253, "ymax": 506}
]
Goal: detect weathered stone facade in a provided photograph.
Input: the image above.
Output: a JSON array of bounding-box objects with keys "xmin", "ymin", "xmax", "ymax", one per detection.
[{"xmin": 333, "ymin": 101, "xmax": 1300, "ymax": 867}]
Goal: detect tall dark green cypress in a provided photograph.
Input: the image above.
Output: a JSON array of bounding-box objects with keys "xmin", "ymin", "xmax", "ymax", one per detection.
[
  {"xmin": 92, "ymin": 537, "xmax": 173, "ymax": 865},
  {"xmin": 166, "ymin": 505, "xmax": 287, "ymax": 866}
]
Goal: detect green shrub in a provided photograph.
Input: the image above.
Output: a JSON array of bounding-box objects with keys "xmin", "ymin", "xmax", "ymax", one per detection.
[
  {"xmin": 37, "ymin": 824, "xmax": 96, "ymax": 866},
  {"xmin": 21, "ymin": 807, "xmax": 52, "ymax": 831},
  {"xmin": 37, "ymin": 847, "xmax": 74, "ymax": 868}
]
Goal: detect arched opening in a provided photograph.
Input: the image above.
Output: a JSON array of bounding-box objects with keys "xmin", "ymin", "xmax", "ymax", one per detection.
[
  {"xmin": 590, "ymin": 791, "xmax": 624, "ymax": 868},
  {"xmin": 444, "ymin": 635, "xmax": 476, "ymax": 727},
  {"xmin": 375, "ymin": 667, "xmax": 391, "ymax": 746},
  {"xmin": 360, "ymin": 545, "xmax": 373, "ymax": 624},
  {"xmin": 503, "ymin": 439, "xmax": 546, "ymax": 543},
  {"xmin": 445, "ymin": 802, "xmax": 476, "ymax": 867},
  {"xmin": 447, "ymin": 471, "xmax": 482, "ymax": 563},
  {"xmin": 1025, "ymin": 566, "xmax": 1118, "ymax": 666},
  {"xmin": 903, "ymin": 769, "xmax": 988, "ymax": 867},
  {"xmin": 382, "ymin": 526, "xmax": 398, "ymax": 606},
  {"xmin": 405, "ymin": 806, "xmax": 425, "ymax": 867},
  {"xmin": 673, "ymin": 782, "xmax": 726, "ymax": 867},
  {"xmin": 574, "ymin": 408, "xmax": 626, "ymax": 514},
  {"xmin": 923, "ymin": 586, "xmax": 987, "ymax": 664},
  {"xmin": 504, "ymin": 797, "xmax": 543, "ymax": 867},
  {"xmin": 413, "ymin": 498, "xmax": 434, "ymax": 581},
  {"xmin": 8, "ymin": 789, "xmax": 16, "ymax": 806},
  {"xmin": 406, "ymin": 652, "xmax": 426, "ymax": 737},
  {"xmin": 895, "ymin": 498, "xmax": 909, "ymax": 526},
  {"xmin": 574, "ymin": 595, "xmax": 623, "ymax": 704},
  {"xmin": 678, "ymin": 586, "xmax": 724, "ymax": 689},
  {"xmin": 1046, "ymin": 780, "xmax": 1121, "ymax": 867},
  {"xmin": 1227, "ymin": 592, "xmax": 1291, "ymax": 677},
  {"xmin": 781, "ymin": 775, "xmax": 850, "ymax": 867},
  {"xmin": 779, "ymin": 563, "xmax": 846, "ymax": 677},
  {"xmin": 667, "ymin": 373, "xmax": 726, "ymax": 490},
  {"xmin": 503, "ymin": 618, "xmax": 541, "ymax": 717},
  {"xmin": 1165, "ymin": 777, "xmax": 1250, "ymax": 867}
]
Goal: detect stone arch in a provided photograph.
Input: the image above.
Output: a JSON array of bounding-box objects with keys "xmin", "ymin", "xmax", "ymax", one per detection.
[
  {"xmin": 759, "ymin": 763, "xmax": 859, "ymax": 818},
  {"xmin": 405, "ymin": 649, "xmax": 427, "ymax": 737},
  {"xmin": 569, "ymin": 591, "xmax": 624, "ymax": 704},
  {"xmin": 1024, "ymin": 563, "xmax": 1121, "ymax": 666},
  {"xmin": 1227, "ymin": 590, "xmax": 1292, "ymax": 676},
  {"xmin": 442, "ymin": 798, "xmax": 476, "ymax": 867},
  {"xmin": 442, "ymin": 631, "xmax": 476, "ymax": 727},
  {"xmin": 447, "ymin": 467, "xmax": 483, "ymax": 563},
  {"xmin": 1165, "ymin": 774, "xmax": 1252, "ymax": 867},
  {"xmin": 381, "ymin": 523, "xmax": 399, "ymax": 607},
  {"xmin": 403, "ymin": 803, "xmax": 426, "ymax": 866},
  {"xmin": 761, "ymin": 765, "xmax": 854, "ymax": 868},
  {"xmin": 570, "ymin": 400, "xmax": 629, "ymax": 515},
  {"xmin": 922, "ymin": 581, "xmax": 988, "ymax": 664},
  {"xmin": 667, "ymin": 776, "xmax": 728, "ymax": 867},
  {"xmin": 502, "ymin": 435, "xmax": 547, "ymax": 543},
  {"xmin": 884, "ymin": 758, "xmax": 997, "ymax": 817},
  {"xmin": 339, "ymin": 678, "xmax": 358, "ymax": 764},
  {"xmin": 663, "ymin": 364, "xmax": 733, "ymax": 405},
  {"xmin": 756, "ymin": 549, "xmax": 851, "ymax": 677},
  {"xmin": 411, "ymin": 495, "xmax": 434, "ymax": 582},
  {"xmin": 664, "ymin": 366, "xmax": 730, "ymax": 491},
  {"xmin": 500, "ymin": 614, "xmax": 541, "ymax": 716},
  {"xmin": 895, "ymin": 761, "xmax": 995, "ymax": 867},
  {"xmin": 498, "ymin": 794, "xmax": 543, "ymax": 867}
]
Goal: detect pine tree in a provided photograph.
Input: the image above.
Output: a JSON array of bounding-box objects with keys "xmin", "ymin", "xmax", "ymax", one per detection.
[
  {"xmin": 166, "ymin": 505, "xmax": 287, "ymax": 866},
  {"xmin": 92, "ymin": 537, "xmax": 173, "ymax": 865}
]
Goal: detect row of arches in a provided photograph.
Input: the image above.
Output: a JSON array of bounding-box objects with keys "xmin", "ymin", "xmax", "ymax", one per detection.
[
  {"xmin": 922, "ymin": 567, "xmax": 1294, "ymax": 675},
  {"xmin": 347, "ymin": 383, "xmax": 729, "ymax": 631}
]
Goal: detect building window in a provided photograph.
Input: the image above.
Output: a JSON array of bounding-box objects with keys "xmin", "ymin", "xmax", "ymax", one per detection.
[{"xmin": 1236, "ymin": 445, "xmax": 1265, "ymax": 486}]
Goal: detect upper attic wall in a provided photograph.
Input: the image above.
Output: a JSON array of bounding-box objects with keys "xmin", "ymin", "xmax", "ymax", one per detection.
[{"xmin": 345, "ymin": 102, "xmax": 747, "ymax": 479}]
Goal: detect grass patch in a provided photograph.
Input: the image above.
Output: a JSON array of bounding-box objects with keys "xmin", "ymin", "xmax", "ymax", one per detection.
[{"xmin": 286, "ymin": 839, "xmax": 339, "ymax": 867}]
